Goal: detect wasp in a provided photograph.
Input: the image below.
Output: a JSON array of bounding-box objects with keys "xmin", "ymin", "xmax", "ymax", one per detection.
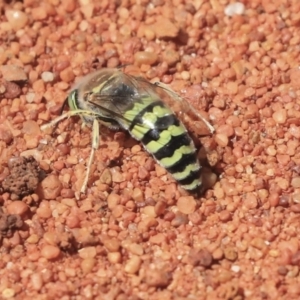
[{"xmin": 41, "ymin": 68, "xmax": 214, "ymax": 197}]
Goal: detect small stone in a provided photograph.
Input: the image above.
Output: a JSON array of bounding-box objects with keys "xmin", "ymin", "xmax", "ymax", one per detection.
[
  {"xmin": 272, "ymin": 109, "xmax": 287, "ymax": 124},
  {"xmin": 41, "ymin": 245, "xmax": 61, "ymax": 259},
  {"xmin": 224, "ymin": 2, "xmax": 245, "ymax": 17},
  {"xmin": 60, "ymin": 67, "xmax": 75, "ymax": 83},
  {"xmin": 111, "ymin": 168, "xmax": 124, "ymax": 183},
  {"xmin": 2, "ymin": 81, "xmax": 21, "ymax": 98},
  {"xmin": 78, "ymin": 247, "xmax": 97, "ymax": 259},
  {"xmin": 36, "ymin": 202, "xmax": 52, "ymax": 219},
  {"xmin": 81, "ymin": 258, "xmax": 95, "ymax": 274},
  {"xmin": 144, "ymin": 269, "xmax": 171, "ymax": 288},
  {"xmin": 291, "ymin": 177, "xmax": 300, "ymax": 188},
  {"xmin": 132, "ymin": 187, "xmax": 144, "ymax": 202},
  {"xmin": 2, "ymin": 288, "xmax": 15, "ymax": 299},
  {"xmin": 134, "ymin": 51, "xmax": 158, "ymax": 66},
  {"xmin": 212, "ymin": 248, "xmax": 223, "ymax": 260},
  {"xmin": 99, "ymin": 168, "xmax": 112, "ymax": 185},
  {"xmin": 188, "ymin": 249, "xmax": 213, "ymax": 267},
  {"xmin": 31, "ymin": 273, "xmax": 43, "ymax": 290},
  {"xmin": 0, "ymin": 65, "xmax": 27, "ymax": 81},
  {"xmin": 41, "ymin": 71, "xmax": 55, "ymax": 82},
  {"xmin": 171, "ymin": 212, "xmax": 188, "ymax": 227},
  {"xmin": 107, "ymin": 252, "xmax": 121, "ymax": 264},
  {"xmin": 152, "ymin": 18, "xmax": 179, "ymax": 38},
  {"xmin": 6, "ymin": 201, "xmax": 28, "ymax": 216},
  {"xmin": 107, "ymin": 193, "xmax": 120, "ymax": 210},
  {"xmin": 22, "ymin": 120, "xmax": 41, "ymax": 136},
  {"xmin": 215, "ymin": 133, "xmax": 229, "ymax": 147},
  {"xmin": 38, "ymin": 175, "xmax": 62, "ymax": 200},
  {"xmin": 219, "ymin": 210, "xmax": 232, "ymax": 222},
  {"xmin": 102, "ymin": 238, "xmax": 121, "ymax": 252},
  {"xmin": 0, "ymin": 125, "xmax": 13, "ymax": 144},
  {"xmin": 231, "ymin": 265, "xmax": 241, "ymax": 273},
  {"xmin": 154, "ymin": 201, "xmax": 166, "ymax": 216},
  {"xmin": 224, "ymin": 247, "xmax": 238, "ymax": 261},
  {"xmin": 127, "ymin": 243, "xmax": 144, "ymax": 256},
  {"xmin": 177, "ymin": 196, "xmax": 197, "ymax": 214},
  {"xmin": 124, "ymin": 255, "xmax": 142, "ymax": 274},
  {"xmin": 5, "ymin": 10, "xmax": 28, "ymax": 31},
  {"xmin": 31, "ymin": 7, "xmax": 48, "ymax": 20},
  {"xmin": 162, "ymin": 49, "xmax": 180, "ymax": 66}
]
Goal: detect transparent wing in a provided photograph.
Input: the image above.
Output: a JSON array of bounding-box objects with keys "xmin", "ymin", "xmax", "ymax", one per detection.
[{"xmin": 87, "ymin": 74, "xmax": 214, "ymax": 136}]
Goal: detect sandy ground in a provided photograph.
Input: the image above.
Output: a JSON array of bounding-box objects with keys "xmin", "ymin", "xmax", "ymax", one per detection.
[{"xmin": 1, "ymin": 0, "xmax": 300, "ymax": 299}]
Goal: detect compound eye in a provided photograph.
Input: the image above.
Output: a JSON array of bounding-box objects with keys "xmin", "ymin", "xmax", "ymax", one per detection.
[{"xmin": 83, "ymin": 91, "xmax": 93, "ymax": 101}]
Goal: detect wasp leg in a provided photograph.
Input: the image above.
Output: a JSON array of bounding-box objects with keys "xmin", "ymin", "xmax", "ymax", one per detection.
[
  {"xmin": 79, "ymin": 119, "xmax": 100, "ymax": 196},
  {"xmin": 40, "ymin": 110, "xmax": 99, "ymax": 131},
  {"xmin": 154, "ymin": 82, "xmax": 215, "ymax": 134}
]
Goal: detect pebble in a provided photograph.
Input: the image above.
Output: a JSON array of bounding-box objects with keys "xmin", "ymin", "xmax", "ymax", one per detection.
[
  {"xmin": 31, "ymin": 273, "xmax": 43, "ymax": 290},
  {"xmin": 99, "ymin": 168, "xmax": 112, "ymax": 185},
  {"xmin": 6, "ymin": 201, "xmax": 28, "ymax": 216},
  {"xmin": 224, "ymin": 247, "xmax": 238, "ymax": 261},
  {"xmin": 224, "ymin": 2, "xmax": 245, "ymax": 17},
  {"xmin": 41, "ymin": 72, "xmax": 55, "ymax": 82},
  {"xmin": 111, "ymin": 168, "xmax": 124, "ymax": 182},
  {"xmin": 107, "ymin": 252, "xmax": 121, "ymax": 264},
  {"xmin": 81, "ymin": 258, "xmax": 95, "ymax": 274},
  {"xmin": 291, "ymin": 177, "xmax": 300, "ymax": 188},
  {"xmin": 132, "ymin": 187, "xmax": 144, "ymax": 202},
  {"xmin": 78, "ymin": 247, "xmax": 97, "ymax": 259},
  {"xmin": 124, "ymin": 255, "xmax": 142, "ymax": 274},
  {"xmin": 22, "ymin": 120, "xmax": 40, "ymax": 136},
  {"xmin": 107, "ymin": 193, "xmax": 120, "ymax": 210},
  {"xmin": 103, "ymin": 238, "xmax": 120, "ymax": 252},
  {"xmin": 5, "ymin": 10, "xmax": 28, "ymax": 31},
  {"xmin": 60, "ymin": 67, "xmax": 75, "ymax": 83},
  {"xmin": 152, "ymin": 18, "xmax": 179, "ymax": 38},
  {"xmin": 219, "ymin": 210, "xmax": 232, "ymax": 222},
  {"xmin": 154, "ymin": 201, "xmax": 167, "ymax": 216},
  {"xmin": 144, "ymin": 269, "xmax": 171, "ymax": 288},
  {"xmin": 41, "ymin": 245, "xmax": 61, "ymax": 260},
  {"xmin": 66, "ymin": 214, "xmax": 80, "ymax": 228},
  {"xmin": 36, "ymin": 202, "xmax": 52, "ymax": 219},
  {"xmin": 212, "ymin": 248, "xmax": 224, "ymax": 260},
  {"xmin": 215, "ymin": 133, "xmax": 229, "ymax": 147},
  {"xmin": 39, "ymin": 175, "xmax": 62, "ymax": 200},
  {"xmin": 0, "ymin": 65, "xmax": 27, "ymax": 81},
  {"xmin": 128, "ymin": 243, "xmax": 144, "ymax": 256},
  {"xmin": 272, "ymin": 109, "xmax": 287, "ymax": 124},
  {"xmin": 188, "ymin": 249, "xmax": 213, "ymax": 267},
  {"xmin": 171, "ymin": 212, "xmax": 188, "ymax": 227},
  {"xmin": 2, "ymin": 288, "xmax": 15, "ymax": 299},
  {"xmin": 134, "ymin": 51, "xmax": 158, "ymax": 66},
  {"xmin": 31, "ymin": 7, "xmax": 48, "ymax": 20},
  {"xmin": 0, "ymin": 125, "xmax": 13, "ymax": 144},
  {"xmin": 177, "ymin": 196, "xmax": 197, "ymax": 214},
  {"xmin": 231, "ymin": 265, "xmax": 241, "ymax": 273}
]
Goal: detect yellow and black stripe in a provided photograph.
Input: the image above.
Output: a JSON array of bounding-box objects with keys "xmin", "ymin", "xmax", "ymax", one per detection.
[
  {"xmin": 124, "ymin": 98, "xmax": 202, "ymax": 192},
  {"xmin": 64, "ymin": 69, "xmax": 202, "ymax": 193}
]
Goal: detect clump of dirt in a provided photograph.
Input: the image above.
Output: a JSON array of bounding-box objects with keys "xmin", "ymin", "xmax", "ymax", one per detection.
[
  {"xmin": 1, "ymin": 156, "xmax": 41, "ymax": 199},
  {"xmin": 0, "ymin": 208, "xmax": 23, "ymax": 238}
]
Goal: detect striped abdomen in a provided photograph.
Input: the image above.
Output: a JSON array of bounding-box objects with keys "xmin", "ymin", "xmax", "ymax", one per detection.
[{"xmin": 123, "ymin": 98, "xmax": 201, "ymax": 192}]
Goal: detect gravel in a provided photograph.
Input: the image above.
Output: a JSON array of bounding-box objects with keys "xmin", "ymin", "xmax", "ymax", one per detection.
[{"xmin": 0, "ymin": 0, "xmax": 300, "ymax": 299}]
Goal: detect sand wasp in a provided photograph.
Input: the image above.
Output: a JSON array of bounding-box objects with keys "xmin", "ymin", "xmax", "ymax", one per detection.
[{"xmin": 41, "ymin": 68, "xmax": 214, "ymax": 197}]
